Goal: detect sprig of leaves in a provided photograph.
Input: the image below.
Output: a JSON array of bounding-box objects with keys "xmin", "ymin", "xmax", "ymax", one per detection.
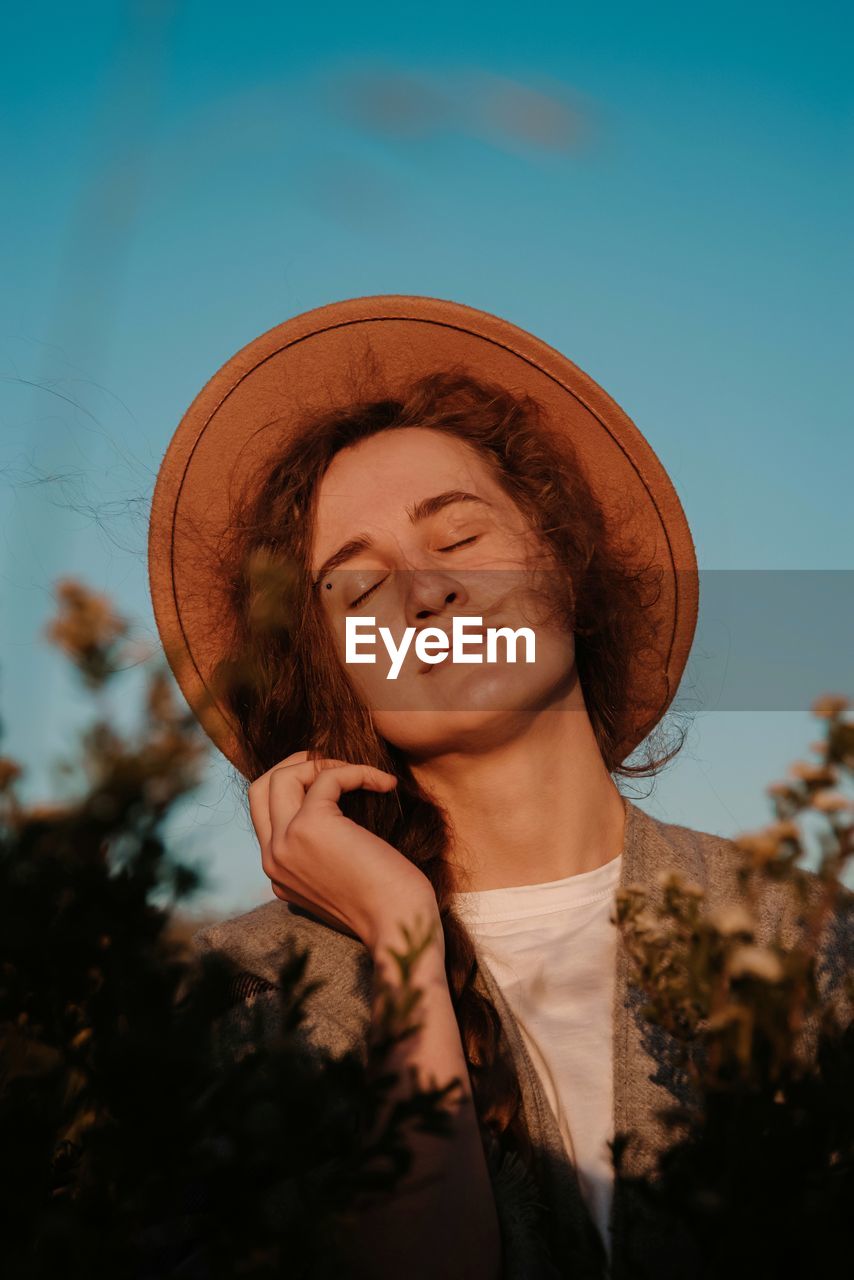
[{"xmin": 0, "ymin": 579, "xmax": 457, "ymax": 1280}]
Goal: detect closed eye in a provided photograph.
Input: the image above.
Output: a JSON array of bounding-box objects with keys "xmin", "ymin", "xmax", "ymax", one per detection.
[
  {"xmin": 348, "ymin": 535, "xmax": 481, "ymax": 604},
  {"xmin": 349, "ymin": 576, "xmax": 387, "ymax": 608},
  {"xmin": 438, "ymin": 535, "xmax": 479, "ymax": 552}
]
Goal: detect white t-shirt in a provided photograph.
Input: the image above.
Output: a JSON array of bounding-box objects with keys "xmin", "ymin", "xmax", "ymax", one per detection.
[{"xmin": 450, "ymin": 852, "xmax": 622, "ymax": 1256}]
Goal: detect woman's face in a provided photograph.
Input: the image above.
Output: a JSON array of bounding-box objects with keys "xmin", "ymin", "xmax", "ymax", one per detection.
[{"xmin": 310, "ymin": 427, "xmax": 577, "ymax": 757}]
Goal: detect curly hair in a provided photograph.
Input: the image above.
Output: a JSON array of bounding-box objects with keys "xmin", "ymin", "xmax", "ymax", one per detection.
[{"xmin": 211, "ymin": 364, "xmax": 686, "ymax": 1175}]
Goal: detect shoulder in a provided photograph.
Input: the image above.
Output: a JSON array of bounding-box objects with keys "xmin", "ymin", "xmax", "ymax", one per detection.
[
  {"xmin": 192, "ymin": 899, "xmax": 374, "ymax": 1064},
  {"xmin": 624, "ymin": 797, "xmax": 746, "ymax": 903},
  {"xmin": 192, "ymin": 897, "xmax": 366, "ymax": 984},
  {"xmin": 626, "ymin": 798, "xmax": 852, "ymax": 993}
]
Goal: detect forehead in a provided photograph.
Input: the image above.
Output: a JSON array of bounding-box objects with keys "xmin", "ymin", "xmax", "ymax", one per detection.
[{"xmin": 311, "ymin": 427, "xmax": 512, "ymax": 558}]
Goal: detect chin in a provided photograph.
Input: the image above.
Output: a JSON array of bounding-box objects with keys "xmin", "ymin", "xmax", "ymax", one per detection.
[
  {"xmin": 374, "ymin": 707, "xmax": 515, "ymax": 758},
  {"xmin": 373, "ymin": 663, "xmax": 576, "ymax": 758}
]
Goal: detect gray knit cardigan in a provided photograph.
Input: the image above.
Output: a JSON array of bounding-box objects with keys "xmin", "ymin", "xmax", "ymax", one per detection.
[{"xmin": 192, "ymin": 795, "xmax": 851, "ymax": 1279}]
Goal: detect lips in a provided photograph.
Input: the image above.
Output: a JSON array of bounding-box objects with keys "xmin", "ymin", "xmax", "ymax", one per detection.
[
  {"xmin": 419, "ymin": 656, "xmax": 449, "ymax": 675},
  {"xmin": 417, "ymin": 623, "xmax": 489, "ymax": 674}
]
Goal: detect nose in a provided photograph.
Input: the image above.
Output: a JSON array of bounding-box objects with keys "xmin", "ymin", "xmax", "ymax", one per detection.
[{"xmin": 404, "ymin": 569, "xmax": 470, "ymax": 625}]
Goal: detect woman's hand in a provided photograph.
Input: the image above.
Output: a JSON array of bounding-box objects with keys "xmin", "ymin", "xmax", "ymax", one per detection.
[{"xmin": 248, "ymin": 751, "xmax": 440, "ymax": 955}]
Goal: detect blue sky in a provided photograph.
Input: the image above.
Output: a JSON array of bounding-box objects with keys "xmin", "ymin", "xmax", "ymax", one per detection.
[{"xmin": 2, "ymin": 1, "xmax": 852, "ymax": 915}]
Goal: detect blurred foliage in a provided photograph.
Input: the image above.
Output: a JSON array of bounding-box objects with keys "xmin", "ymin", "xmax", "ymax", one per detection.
[
  {"xmin": 0, "ymin": 579, "xmax": 458, "ymax": 1279},
  {"xmin": 1, "ymin": 577, "xmax": 852, "ymax": 1278},
  {"xmin": 615, "ymin": 695, "xmax": 854, "ymax": 1277}
]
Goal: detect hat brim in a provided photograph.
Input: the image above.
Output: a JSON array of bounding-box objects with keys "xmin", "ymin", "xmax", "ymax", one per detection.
[{"xmin": 148, "ymin": 294, "xmax": 698, "ymax": 777}]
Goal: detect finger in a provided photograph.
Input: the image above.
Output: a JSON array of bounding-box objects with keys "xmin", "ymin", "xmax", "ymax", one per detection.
[
  {"xmin": 267, "ymin": 762, "xmax": 396, "ymax": 849},
  {"xmin": 247, "ymin": 754, "xmax": 327, "ymax": 851},
  {"xmin": 255, "ymin": 762, "xmax": 370, "ymax": 881},
  {"xmin": 267, "ymin": 764, "xmax": 322, "ymax": 839},
  {"xmin": 301, "ymin": 764, "xmax": 398, "ymax": 813},
  {"xmin": 266, "ymin": 757, "xmax": 395, "ymax": 824},
  {"xmin": 248, "ymin": 772, "xmax": 280, "ymax": 856},
  {"xmin": 252, "ymin": 758, "xmax": 396, "ymax": 881}
]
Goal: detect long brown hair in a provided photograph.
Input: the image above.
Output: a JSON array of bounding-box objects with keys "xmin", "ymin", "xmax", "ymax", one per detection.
[{"xmin": 212, "ymin": 365, "xmax": 686, "ymax": 1171}]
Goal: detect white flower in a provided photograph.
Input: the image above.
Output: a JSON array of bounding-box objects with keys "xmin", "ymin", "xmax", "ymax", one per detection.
[
  {"xmin": 728, "ymin": 945, "xmax": 784, "ymax": 983},
  {"xmin": 707, "ymin": 904, "xmax": 755, "ymax": 938},
  {"xmin": 789, "ymin": 760, "xmax": 837, "ymax": 785},
  {"xmin": 680, "ymin": 881, "xmax": 705, "ymax": 899},
  {"xmin": 810, "ymin": 694, "xmax": 849, "ymax": 719},
  {"xmin": 811, "ymin": 790, "xmax": 853, "ymax": 813},
  {"xmin": 655, "ymin": 869, "xmax": 704, "ymax": 898}
]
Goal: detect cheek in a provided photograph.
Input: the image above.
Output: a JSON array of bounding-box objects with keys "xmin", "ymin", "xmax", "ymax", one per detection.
[
  {"xmin": 345, "ymin": 662, "xmax": 387, "ymax": 704},
  {"xmin": 341, "ymin": 648, "xmax": 427, "ymax": 715},
  {"xmin": 454, "ymin": 636, "xmax": 574, "ymax": 709}
]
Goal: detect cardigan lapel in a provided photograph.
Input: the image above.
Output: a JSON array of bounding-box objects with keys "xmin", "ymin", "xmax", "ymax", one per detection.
[
  {"xmin": 471, "ymin": 794, "xmax": 714, "ymax": 1275},
  {"xmin": 608, "ymin": 797, "xmax": 714, "ymax": 1278},
  {"xmin": 468, "ymin": 791, "xmax": 700, "ymax": 1275},
  {"xmin": 611, "ymin": 795, "xmax": 707, "ymax": 1180}
]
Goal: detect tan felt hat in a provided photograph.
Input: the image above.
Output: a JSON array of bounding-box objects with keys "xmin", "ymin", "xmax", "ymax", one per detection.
[{"xmin": 148, "ymin": 294, "xmax": 698, "ymax": 777}]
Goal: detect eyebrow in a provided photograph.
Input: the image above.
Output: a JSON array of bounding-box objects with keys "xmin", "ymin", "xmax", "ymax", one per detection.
[{"xmin": 312, "ymin": 490, "xmax": 491, "ymax": 587}]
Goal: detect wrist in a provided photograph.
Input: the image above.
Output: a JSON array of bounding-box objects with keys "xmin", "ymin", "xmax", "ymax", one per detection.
[{"xmin": 367, "ymin": 898, "xmax": 445, "ymax": 971}]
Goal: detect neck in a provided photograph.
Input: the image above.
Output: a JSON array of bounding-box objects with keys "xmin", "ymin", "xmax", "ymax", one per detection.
[{"xmin": 408, "ymin": 683, "xmax": 627, "ymax": 893}]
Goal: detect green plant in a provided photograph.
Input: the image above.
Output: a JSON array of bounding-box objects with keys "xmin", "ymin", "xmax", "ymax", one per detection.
[
  {"xmin": 0, "ymin": 580, "xmax": 456, "ymax": 1279},
  {"xmin": 615, "ymin": 697, "xmax": 853, "ymax": 1278}
]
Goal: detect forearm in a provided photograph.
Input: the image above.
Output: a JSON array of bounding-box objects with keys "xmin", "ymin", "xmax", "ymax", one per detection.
[{"xmin": 340, "ymin": 908, "xmax": 503, "ymax": 1280}]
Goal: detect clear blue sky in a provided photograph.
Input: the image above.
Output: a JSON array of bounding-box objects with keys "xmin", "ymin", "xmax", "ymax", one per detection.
[{"xmin": 2, "ymin": 1, "xmax": 852, "ymax": 915}]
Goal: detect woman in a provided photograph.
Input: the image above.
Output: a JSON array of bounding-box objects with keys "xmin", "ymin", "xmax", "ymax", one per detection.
[{"xmin": 148, "ymin": 297, "xmax": 825, "ymax": 1278}]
